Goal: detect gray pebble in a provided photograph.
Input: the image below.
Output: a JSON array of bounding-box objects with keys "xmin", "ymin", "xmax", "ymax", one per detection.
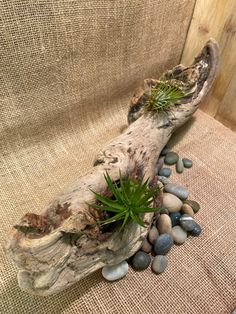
[
  {"xmin": 158, "ymin": 168, "xmax": 172, "ymax": 177},
  {"xmin": 184, "ymin": 200, "xmax": 200, "ymax": 213},
  {"xmin": 151, "ymin": 255, "xmax": 168, "ymax": 274},
  {"xmin": 132, "ymin": 251, "xmax": 151, "ymax": 270},
  {"xmin": 102, "ymin": 261, "xmax": 128, "ymax": 281},
  {"xmin": 164, "ymin": 183, "xmax": 189, "ymax": 200},
  {"xmin": 141, "ymin": 238, "xmax": 152, "ymax": 253},
  {"xmin": 154, "ymin": 233, "xmax": 173, "ymax": 255},
  {"xmin": 148, "ymin": 226, "xmax": 159, "ymax": 244},
  {"xmin": 180, "ymin": 214, "xmax": 197, "ymax": 232},
  {"xmin": 176, "ymin": 159, "xmax": 184, "ymax": 174},
  {"xmin": 158, "ymin": 176, "xmax": 170, "ymax": 185},
  {"xmin": 182, "ymin": 158, "xmax": 193, "ymax": 168},
  {"xmin": 190, "ymin": 223, "xmax": 202, "ymax": 236},
  {"xmin": 164, "ymin": 152, "xmax": 179, "ymax": 165},
  {"xmin": 160, "ymin": 146, "xmax": 171, "ymax": 156},
  {"xmin": 172, "ymin": 226, "xmax": 187, "ymax": 244}
]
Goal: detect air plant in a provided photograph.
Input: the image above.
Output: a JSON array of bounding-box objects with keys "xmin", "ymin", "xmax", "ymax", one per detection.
[
  {"xmin": 90, "ymin": 172, "xmax": 160, "ymax": 231},
  {"xmin": 145, "ymin": 81, "xmax": 193, "ymax": 113}
]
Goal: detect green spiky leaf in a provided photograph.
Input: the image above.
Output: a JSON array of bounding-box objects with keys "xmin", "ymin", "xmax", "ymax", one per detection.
[
  {"xmin": 90, "ymin": 172, "xmax": 160, "ymax": 231},
  {"xmin": 145, "ymin": 81, "xmax": 192, "ymax": 113}
]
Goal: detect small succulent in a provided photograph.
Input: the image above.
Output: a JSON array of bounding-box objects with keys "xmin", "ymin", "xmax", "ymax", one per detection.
[
  {"xmin": 145, "ymin": 81, "xmax": 192, "ymax": 113},
  {"xmin": 90, "ymin": 172, "xmax": 160, "ymax": 231}
]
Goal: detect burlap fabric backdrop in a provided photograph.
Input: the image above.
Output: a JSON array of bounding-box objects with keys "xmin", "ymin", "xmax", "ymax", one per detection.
[{"xmin": 1, "ymin": 1, "xmax": 236, "ymax": 313}]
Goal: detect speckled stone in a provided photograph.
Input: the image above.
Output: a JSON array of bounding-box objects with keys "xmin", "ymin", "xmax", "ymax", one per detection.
[
  {"xmin": 164, "ymin": 183, "xmax": 189, "ymax": 200},
  {"xmin": 190, "ymin": 223, "xmax": 202, "ymax": 236},
  {"xmin": 164, "ymin": 152, "xmax": 179, "ymax": 165},
  {"xmin": 132, "ymin": 251, "xmax": 151, "ymax": 270},
  {"xmin": 181, "ymin": 203, "xmax": 194, "ymax": 217},
  {"xmin": 176, "ymin": 159, "xmax": 184, "ymax": 173},
  {"xmin": 148, "ymin": 226, "xmax": 159, "ymax": 244},
  {"xmin": 180, "ymin": 214, "xmax": 197, "ymax": 232},
  {"xmin": 170, "ymin": 212, "xmax": 182, "ymax": 227},
  {"xmin": 184, "ymin": 200, "xmax": 200, "ymax": 213},
  {"xmin": 162, "ymin": 193, "xmax": 183, "ymax": 212},
  {"xmin": 158, "ymin": 168, "xmax": 172, "ymax": 177},
  {"xmin": 102, "ymin": 261, "xmax": 128, "ymax": 281},
  {"xmin": 172, "ymin": 226, "xmax": 187, "ymax": 244},
  {"xmin": 157, "ymin": 214, "xmax": 172, "ymax": 234},
  {"xmin": 158, "ymin": 176, "xmax": 170, "ymax": 185},
  {"xmin": 151, "ymin": 255, "xmax": 168, "ymax": 274},
  {"xmin": 182, "ymin": 158, "xmax": 193, "ymax": 168},
  {"xmin": 153, "ymin": 233, "xmax": 173, "ymax": 255}
]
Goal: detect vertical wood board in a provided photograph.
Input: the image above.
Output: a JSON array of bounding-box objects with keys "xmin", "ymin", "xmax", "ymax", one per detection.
[{"xmin": 181, "ymin": 0, "xmax": 236, "ymax": 131}]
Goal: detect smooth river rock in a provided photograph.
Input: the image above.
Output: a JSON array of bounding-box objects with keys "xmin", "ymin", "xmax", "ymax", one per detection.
[
  {"xmin": 180, "ymin": 214, "xmax": 197, "ymax": 232},
  {"xmin": 176, "ymin": 159, "xmax": 184, "ymax": 173},
  {"xmin": 172, "ymin": 226, "xmax": 187, "ymax": 244},
  {"xmin": 164, "ymin": 152, "xmax": 179, "ymax": 165},
  {"xmin": 102, "ymin": 261, "xmax": 129, "ymax": 281},
  {"xmin": 141, "ymin": 238, "xmax": 152, "ymax": 253},
  {"xmin": 181, "ymin": 203, "xmax": 194, "ymax": 217},
  {"xmin": 182, "ymin": 158, "xmax": 193, "ymax": 168},
  {"xmin": 158, "ymin": 176, "xmax": 170, "ymax": 185},
  {"xmin": 154, "ymin": 233, "xmax": 173, "ymax": 255},
  {"xmin": 184, "ymin": 200, "xmax": 200, "ymax": 213},
  {"xmin": 190, "ymin": 223, "xmax": 202, "ymax": 236},
  {"xmin": 151, "ymin": 255, "xmax": 168, "ymax": 274},
  {"xmin": 160, "ymin": 146, "xmax": 171, "ymax": 156},
  {"xmin": 164, "ymin": 183, "xmax": 189, "ymax": 200},
  {"xmin": 170, "ymin": 212, "xmax": 182, "ymax": 227},
  {"xmin": 157, "ymin": 181, "xmax": 164, "ymax": 190},
  {"xmin": 132, "ymin": 251, "xmax": 151, "ymax": 270},
  {"xmin": 157, "ymin": 214, "xmax": 172, "ymax": 234},
  {"xmin": 158, "ymin": 167, "xmax": 172, "ymax": 177},
  {"xmin": 148, "ymin": 226, "xmax": 159, "ymax": 244},
  {"xmin": 162, "ymin": 192, "xmax": 183, "ymax": 212}
]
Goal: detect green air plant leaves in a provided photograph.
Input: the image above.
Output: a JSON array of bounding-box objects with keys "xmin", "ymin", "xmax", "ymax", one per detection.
[
  {"xmin": 145, "ymin": 81, "xmax": 192, "ymax": 113},
  {"xmin": 90, "ymin": 172, "xmax": 160, "ymax": 231}
]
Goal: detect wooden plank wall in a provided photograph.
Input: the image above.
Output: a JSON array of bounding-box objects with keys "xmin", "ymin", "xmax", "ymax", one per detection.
[{"xmin": 181, "ymin": 0, "xmax": 236, "ymax": 131}]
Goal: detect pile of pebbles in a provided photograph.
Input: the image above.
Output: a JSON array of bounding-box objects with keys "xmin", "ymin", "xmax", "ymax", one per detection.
[
  {"xmin": 158, "ymin": 146, "xmax": 193, "ymax": 177},
  {"xmin": 102, "ymin": 147, "xmax": 202, "ymax": 282}
]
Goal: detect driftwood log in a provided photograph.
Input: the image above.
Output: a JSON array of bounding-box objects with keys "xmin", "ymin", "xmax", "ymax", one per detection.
[{"xmin": 6, "ymin": 39, "xmax": 220, "ymax": 296}]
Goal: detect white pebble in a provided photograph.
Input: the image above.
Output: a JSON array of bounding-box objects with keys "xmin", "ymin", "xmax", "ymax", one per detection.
[
  {"xmin": 102, "ymin": 261, "xmax": 129, "ymax": 281},
  {"xmin": 172, "ymin": 226, "xmax": 187, "ymax": 244}
]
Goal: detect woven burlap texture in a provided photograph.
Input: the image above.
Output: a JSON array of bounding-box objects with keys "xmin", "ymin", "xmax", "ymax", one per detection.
[{"xmin": 1, "ymin": 0, "xmax": 236, "ymax": 313}]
